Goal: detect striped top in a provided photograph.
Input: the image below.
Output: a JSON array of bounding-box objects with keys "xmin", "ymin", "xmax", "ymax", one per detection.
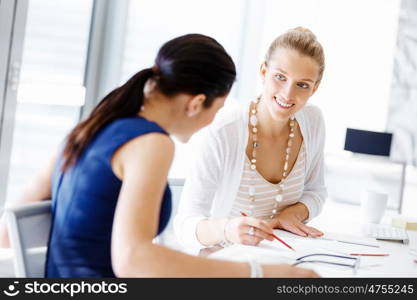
[{"xmin": 229, "ymin": 142, "xmax": 306, "ymax": 220}]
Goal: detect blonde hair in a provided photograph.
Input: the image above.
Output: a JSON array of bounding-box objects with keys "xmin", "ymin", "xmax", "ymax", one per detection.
[{"xmin": 264, "ymin": 27, "xmax": 325, "ymax": 82}]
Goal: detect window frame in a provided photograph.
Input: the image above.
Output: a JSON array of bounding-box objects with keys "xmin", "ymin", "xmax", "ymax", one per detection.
[{"xmin": 0, "ymin": 0, "xmax": 29, "ymax": 209}]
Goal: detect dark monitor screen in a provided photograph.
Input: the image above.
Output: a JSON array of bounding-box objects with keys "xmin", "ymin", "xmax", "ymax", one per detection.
[{"xmin": 344, "ymin": 128, "xmax": 392, "ymax": 156}]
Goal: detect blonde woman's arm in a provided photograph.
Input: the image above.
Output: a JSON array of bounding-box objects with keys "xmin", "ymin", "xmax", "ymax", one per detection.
[
  {"xmin": 173, "ymin": 127, "xmax": 226, "ymax": 250},
  {"xmin": 297, "ymin": 106, "xmax": 327, "ymax": 221}
]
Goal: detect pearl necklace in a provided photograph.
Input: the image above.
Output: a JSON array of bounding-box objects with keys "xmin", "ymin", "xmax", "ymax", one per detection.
[{"xmin": 248, "ymin": 96, "xmax": 295, "ymax": 219}]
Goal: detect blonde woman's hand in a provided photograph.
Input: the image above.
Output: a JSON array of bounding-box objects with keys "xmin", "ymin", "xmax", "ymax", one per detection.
[
  {"xmin": 224, "ymin": 216, "xmax": 274, "ymax": 245},
  {"xmin": 271, "ymin": 204, "xmax": 323, "ymax": 238},
  {"xmin": 271, "ymin": 212, "xmax": 323, "ymax": 237},
  {"xmin": 263, "ymin": 264, "xmax": 320, "ymax": 278}
]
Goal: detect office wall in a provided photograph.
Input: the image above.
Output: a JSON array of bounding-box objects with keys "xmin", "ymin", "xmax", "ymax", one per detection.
[{"xmin": 387, "ymin": 0, "xmax": 417, "ymax": 166}]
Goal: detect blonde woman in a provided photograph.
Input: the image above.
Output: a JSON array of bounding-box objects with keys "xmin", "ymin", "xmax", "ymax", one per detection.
[{"xmin": 174, "ymin": 28, "xmax": 327, "ymax": 252}]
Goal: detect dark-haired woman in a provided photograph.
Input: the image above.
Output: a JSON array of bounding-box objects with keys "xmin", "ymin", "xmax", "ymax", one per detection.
[{"xmin": 0, "ymin": 34, "xmax": 318, "ymax": 278}]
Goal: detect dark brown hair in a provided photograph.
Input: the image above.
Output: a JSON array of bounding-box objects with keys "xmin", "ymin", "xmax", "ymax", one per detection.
[{"xmin": 62, "ymin": 34, "xmax": 236, "ymax": 171}]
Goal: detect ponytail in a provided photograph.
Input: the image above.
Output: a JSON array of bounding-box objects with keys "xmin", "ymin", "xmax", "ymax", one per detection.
[
  {"xmin": 62, "ymin": 33, "xmax": 236, "ymax": 171},
  {"xmin": 61, "ymin": 68, "xmax": 153, "ymax": 171}
]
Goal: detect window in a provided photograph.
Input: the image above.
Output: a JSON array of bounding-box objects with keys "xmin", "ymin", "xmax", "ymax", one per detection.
[
  {"xmin": 121, "ymin": 0, "xmax": 247, "ymax": 178},
  {"xmin": 5, "ymin": 0, "xmax": 93, "ymax": 203}
]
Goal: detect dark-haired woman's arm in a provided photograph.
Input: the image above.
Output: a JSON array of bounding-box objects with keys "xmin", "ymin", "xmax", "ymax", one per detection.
[
  {"xmin": 110, "ymin": 132, "xmax": 318, "ymax": 277},
  {"xmin": 0, "ymin": 155, "xmax": 55, "ymax": 248}
]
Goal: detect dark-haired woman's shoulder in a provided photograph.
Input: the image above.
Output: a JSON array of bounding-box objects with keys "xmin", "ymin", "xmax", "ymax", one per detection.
[
  {"xmin": 107, "ymin": 116, "xmax": 167, "ymax": 135},
  {"xmin": 111, "ymin": 132, "xmax": 174, "ymax": 181}
]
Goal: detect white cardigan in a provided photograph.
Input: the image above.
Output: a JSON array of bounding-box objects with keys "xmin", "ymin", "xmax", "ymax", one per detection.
[{"xmin": 173, "ymin": 103, "xmax": 327, "ymax": 253}]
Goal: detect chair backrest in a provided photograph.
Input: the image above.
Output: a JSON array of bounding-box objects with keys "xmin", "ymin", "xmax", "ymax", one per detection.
[
  {"xmin": 168, "ymin": 178, "xmax": 185, "ymax": 213},
  {"xmin": 5, "ymin": 200, "xmax": 51, "ymax": 277},
  {"xmin": 156, "ymin": 178, "xmax": 185, "ymax": 250}
]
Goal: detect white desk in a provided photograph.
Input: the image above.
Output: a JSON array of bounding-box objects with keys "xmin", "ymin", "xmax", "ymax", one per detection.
[
  {"xmin": 209, "ymin": 201, "xmax": 417, "ymax": 277},
  {"xmin": 1, "ymin": 201, "xmax": 416, "ymax": 278}
]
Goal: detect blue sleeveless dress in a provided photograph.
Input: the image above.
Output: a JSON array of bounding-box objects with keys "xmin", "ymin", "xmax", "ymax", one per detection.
[{"xmin": 45, "ymin": 117, "xmax": 172, "ymax": 277}]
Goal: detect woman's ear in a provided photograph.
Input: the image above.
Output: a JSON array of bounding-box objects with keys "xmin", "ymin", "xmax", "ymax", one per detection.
[
  {"xmin": 260, "ymin": 62, "xmax": 267, "ymax": 83},
  {"xmin": 143, "ymin": 78, "xmax": 157, "ymax": 97},
  {"xmin": 185, "ymin": 94, "xmax": 206, "ymax": 117}
]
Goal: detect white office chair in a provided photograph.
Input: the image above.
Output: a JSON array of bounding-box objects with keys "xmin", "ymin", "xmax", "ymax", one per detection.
[
  {"xmin": 5, "ymin": 180, "xmax": 183, "ymax": 276},
  {"xmin": 5, "ymin": 200, "xmax": 51, "ymax": 277}
]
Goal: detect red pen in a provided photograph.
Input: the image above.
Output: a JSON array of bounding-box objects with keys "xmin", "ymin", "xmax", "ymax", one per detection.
[
  {"xmin": 240, "ymin": 211, "xmax": 295, "ymax": 251},
  {"xmin": 349, "ymin": 254, "xmax": 390, "ymax": 257}
]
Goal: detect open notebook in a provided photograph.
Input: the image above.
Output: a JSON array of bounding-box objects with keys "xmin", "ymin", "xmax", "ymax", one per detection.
[{"xmin": 209, "ymin": 230, "xmax": 387, "ymax": 277}]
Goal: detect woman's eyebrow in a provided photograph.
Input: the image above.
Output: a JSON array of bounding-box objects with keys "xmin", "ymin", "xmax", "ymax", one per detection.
[{"xmin": 275, "ymin": 68, "xmax": 314, "ymax": 83}]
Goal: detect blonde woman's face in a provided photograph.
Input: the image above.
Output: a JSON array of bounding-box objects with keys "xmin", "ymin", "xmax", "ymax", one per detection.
[{"xmin": 260, "ymin": 48, "xmax": 320, "ymax": 120}]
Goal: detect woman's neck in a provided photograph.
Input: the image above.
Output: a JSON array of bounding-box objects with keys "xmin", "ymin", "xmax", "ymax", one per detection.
[
  {"xmin": 138, "ymin": 96, "xmax": 177, "ymax": 135},
  {"xmin": 255, "ymin": 100, "xmax": 289, "ymax": 138}
]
